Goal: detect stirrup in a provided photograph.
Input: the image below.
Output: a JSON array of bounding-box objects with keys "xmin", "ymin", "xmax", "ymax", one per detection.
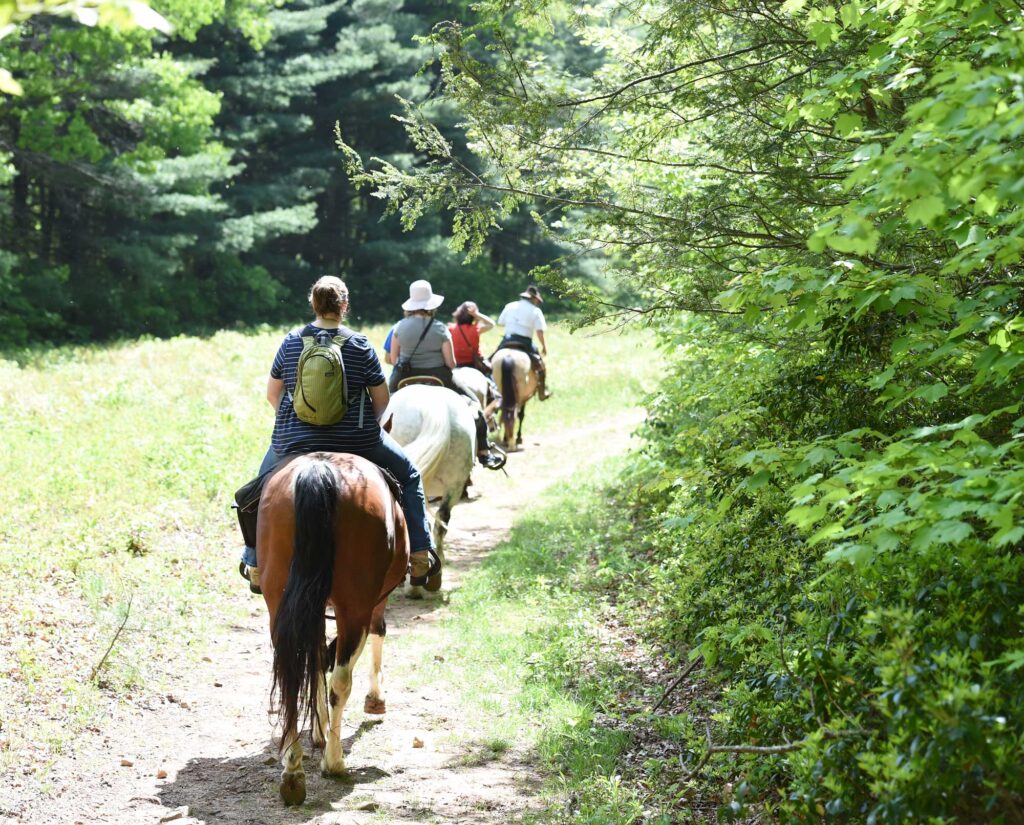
[
  {"xmin": 408, "ymin": 547, "xmax": 442, "ymax": 587},
  {"xmin": 239, "ymin": 561, "xmax": 262, "ymax": 595},
  {"xmin": 479, "ymin": 444, "xmax": 507, "ymax": 471}
]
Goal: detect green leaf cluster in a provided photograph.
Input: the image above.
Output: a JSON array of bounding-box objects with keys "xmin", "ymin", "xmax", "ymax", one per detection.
[{"xmin": 352, "ymin": 0, "xmax": 1024, "ymax": 817}]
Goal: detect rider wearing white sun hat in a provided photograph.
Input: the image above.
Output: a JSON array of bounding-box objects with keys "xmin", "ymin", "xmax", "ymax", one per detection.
[{"xmin": 389, "ymin": 279, "xmax": 505, "ymax": 471}]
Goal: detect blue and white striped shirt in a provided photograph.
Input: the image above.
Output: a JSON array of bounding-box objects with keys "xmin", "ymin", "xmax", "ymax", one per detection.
[{"xmin": 270, "ymin": 324, "xmax": 386, "ymax": 454}]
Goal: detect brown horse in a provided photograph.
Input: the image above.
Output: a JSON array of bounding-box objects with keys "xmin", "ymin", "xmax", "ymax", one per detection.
[
  {"xmin": 491, "ymin": 348, "xmax": 538, "ymax": 451},
  {"xmin": 256, "ymin": 452, "xmax": 408, "ymax": 805}
]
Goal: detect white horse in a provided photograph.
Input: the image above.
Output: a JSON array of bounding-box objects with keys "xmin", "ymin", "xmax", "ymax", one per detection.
[
  {"xmin": 384, "ymin": 384, "xmax": 476, "ymax": 596},
  {"xmin": 492, "ymin": 348, "xmax": 538, "ymax": 452}
]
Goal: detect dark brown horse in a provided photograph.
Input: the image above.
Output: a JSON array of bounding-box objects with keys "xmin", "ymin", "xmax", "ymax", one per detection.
[{"xmin": 255, "ymin": 452, "xmax": 408, "ymax": 805}]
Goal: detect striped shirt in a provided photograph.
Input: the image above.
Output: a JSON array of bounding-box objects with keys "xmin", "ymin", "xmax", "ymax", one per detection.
[{"xmin": 270, "ymin": 324, "xmax": 385, "ymax": 454}]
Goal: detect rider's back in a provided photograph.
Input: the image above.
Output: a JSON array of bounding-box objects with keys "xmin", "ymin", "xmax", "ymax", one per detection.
[
  {"xmin": 271, "ymin": 323, "xmax": 384, "ymax": 455},
  {"xmin": 393, "ymin": 316, "xmax": 449, "ymax": 369}
]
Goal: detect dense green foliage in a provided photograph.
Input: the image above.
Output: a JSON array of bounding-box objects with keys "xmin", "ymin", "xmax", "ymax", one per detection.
[
  {"xmin": 0, "ymin": 0, "xmax": 571, "ymax": 347},
  {"xmin": 349, "ymin": 0, "xmax": 1024, "ymax": 819}
]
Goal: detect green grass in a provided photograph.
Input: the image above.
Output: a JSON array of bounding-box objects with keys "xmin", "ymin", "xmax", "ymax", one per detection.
[
  {"xmin": 389, "ymin": 456, "xmax": 688, "ymax": 824},
  {"xmin": 0, "ymin": 319, "xmax": 656, "ymax": 777}
]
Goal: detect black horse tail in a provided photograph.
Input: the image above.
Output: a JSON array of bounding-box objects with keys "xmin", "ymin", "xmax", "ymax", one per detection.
[
  {"xmin": 501, "ymin": 355, "xmax": 517, "ymax": 431},
  {"xmin": 271, "ymin": 458, "xmax": 338, "ymax": 746}
]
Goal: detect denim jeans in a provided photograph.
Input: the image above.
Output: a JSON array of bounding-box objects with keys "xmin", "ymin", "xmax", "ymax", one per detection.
[{"xmin": 240, "ymin": 434, "xmax": 434, "ymax": 567}]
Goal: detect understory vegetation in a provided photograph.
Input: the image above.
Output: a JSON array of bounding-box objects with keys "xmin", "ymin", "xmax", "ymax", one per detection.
[{"xmin": 348, "ymin": 0, "xmax": 1024, "ymax": 820}]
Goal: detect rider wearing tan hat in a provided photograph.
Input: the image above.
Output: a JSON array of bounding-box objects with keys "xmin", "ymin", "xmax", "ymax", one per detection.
[{"xmin": 494, "ymin": 285, "xmax": 552, "ymax": 400}]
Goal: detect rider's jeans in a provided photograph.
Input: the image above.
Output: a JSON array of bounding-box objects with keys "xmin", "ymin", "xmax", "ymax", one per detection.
[{"xmin": 240, "ymin": 433, "xmax": 434, "ymax": 567}]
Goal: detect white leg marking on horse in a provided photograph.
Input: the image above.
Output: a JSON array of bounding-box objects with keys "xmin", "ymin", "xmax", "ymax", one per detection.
[
  {"xmin": 313, "ymin": 672, "xmax": 328, "ymax": 747},
  {"xmin": 368, "ymin": 633, "xmax": 385, "ymax": 702},
  {"xmin": 282, "ymin": 723, "xmax": 303, "ymax": 773},
  {"xmin": 321, "ymin": 630, "xmax": 367, "ymax": 776}
]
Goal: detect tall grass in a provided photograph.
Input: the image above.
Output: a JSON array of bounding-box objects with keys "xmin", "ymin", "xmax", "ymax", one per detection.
[{"xmin": 0, "ymin": 319, "xmax": 655, "ymax": 773}]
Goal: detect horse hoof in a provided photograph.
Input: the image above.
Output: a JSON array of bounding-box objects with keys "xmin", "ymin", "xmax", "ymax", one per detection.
[
  {"xmin": 280, "ymin": 771, "xmax": 306, "ymax": 806},
  {"xmin": 405, "ymin": 584, "xmax": 424, "ymax": 600},
  {"xmin": 320, "ymin": 758, "xmax": 347, "ymax": 778},
  {"xmin": 364, "ymin": 695, "xmax": 386, "ymax": 714}
]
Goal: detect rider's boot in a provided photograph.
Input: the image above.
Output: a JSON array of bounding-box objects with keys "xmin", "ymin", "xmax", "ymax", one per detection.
[
  {"xmin": 240, "ymin": 561, "xmax": 262, "ymax": 595},
  {"xmin": 409, "ymin": 551, "xmax": 431, "ymax": 584},
  {"xmin": 534, "ymin": 357, "xmax": 553, "ymax": 401},
  {"xmin": 474, "ymin": 411, "xmax": 505, "ymax": 469},
  {"xmin": 409, "ymin": 549, "xmax": 441, "ymax": 588}
]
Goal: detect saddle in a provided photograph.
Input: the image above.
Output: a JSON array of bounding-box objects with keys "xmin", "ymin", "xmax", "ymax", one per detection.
[
  {"xmin": 397, "ymin": 375, "xmax": 446, "ymax": 390},
  {"xmin": 498, "ymin": 339, "xmax": 534, "ymax": 356},
  {"xmin": 233, "ymin": 454, "xmax": 403, "ymax": 550}
]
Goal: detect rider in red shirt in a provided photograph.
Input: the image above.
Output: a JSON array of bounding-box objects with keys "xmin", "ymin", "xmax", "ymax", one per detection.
[{"xmin": 449, "ymin": 301, "xmax": 495, "ymax": 367}]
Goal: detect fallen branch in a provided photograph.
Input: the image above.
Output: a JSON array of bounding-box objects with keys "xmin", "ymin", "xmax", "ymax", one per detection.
[
  {"xmin": 651, "ymin": 656, "xmax": 704, "ymax": 712},
  {"xmin": 682, "ymin": 721, "xmax": 868, "ymax": 780},
  {"xmin": 90, "ymin": 592, "xmax": 133, "ymax": 683}
]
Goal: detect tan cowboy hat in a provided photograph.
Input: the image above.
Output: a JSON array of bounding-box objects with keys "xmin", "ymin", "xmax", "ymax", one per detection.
[
  {"xmin": 402, "ymin": 279, "xmax": 444, "ymax": 311},
  {"xmin": 520, "ymin": 285, "xmax": 543, "ymax": 303}
]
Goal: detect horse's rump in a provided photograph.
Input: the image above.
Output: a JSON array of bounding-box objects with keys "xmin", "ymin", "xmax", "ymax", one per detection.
[
  {"xmin": 257, "ymin": 453, "xmax": 406, "ymax": 596},
  {"xmin": 258, "ymin": 453, "xmax": 408, "ymax": 743},
  {"xmin": 491, "ymin": 349, "xmax": 537, "ymax": 450},
  {"xmin": 385, "ymin": 385, "xmax": 476, "ymax": 485}
]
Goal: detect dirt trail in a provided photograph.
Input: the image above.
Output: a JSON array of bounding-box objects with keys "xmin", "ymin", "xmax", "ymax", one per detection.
[{"xmin": 10, "ymin": 408, "xmax": 644, "ymax": 825}]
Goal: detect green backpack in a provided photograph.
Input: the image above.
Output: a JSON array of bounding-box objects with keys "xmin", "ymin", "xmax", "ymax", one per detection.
[{"xmin": 292, "ymin": 329, "xmax": 354, "ymax": 426}]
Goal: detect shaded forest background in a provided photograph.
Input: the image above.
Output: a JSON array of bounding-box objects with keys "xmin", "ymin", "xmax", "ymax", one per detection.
[{"xmin": 0, "ymin": 0, "xmax": 582, "ymax": 347}]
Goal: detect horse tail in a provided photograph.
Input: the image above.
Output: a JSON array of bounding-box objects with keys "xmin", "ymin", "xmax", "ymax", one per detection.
[
  {"xmin": 501, "ymin": 355, "xmax": 517, "ymax": 426},
  {"xmin": 271, "ymin": 458, "xmax": 338, "ymax": 747},
  {"xmin": 398, "ymin": 397, "xmax": 450, "ymax": 482}
]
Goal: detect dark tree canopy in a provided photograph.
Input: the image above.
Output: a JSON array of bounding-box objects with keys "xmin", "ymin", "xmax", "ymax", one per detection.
[{"xmin": 0, "ymin": 0, "xmax": 576, "ymax": 346}]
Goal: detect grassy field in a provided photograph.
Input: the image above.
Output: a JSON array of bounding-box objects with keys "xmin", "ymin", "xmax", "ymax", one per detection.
[{"xmin": 0, "ymin": 319, "xmax": 656, "ymax": 779}]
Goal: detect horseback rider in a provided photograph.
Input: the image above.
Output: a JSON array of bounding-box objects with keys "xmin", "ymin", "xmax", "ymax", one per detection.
[
  {"xmin": 449, "ymin": 300, "xmax": 501, "ymax": 414},
  {"xmin": 494, "ymin": 285, "xmax": 552, "ymax": 400},
  {"xmin": 236, "ymin": 276, "xmax": 438, "ymax": 593},
  {"xmin": 389, "ymin": 280, "xmax": 505, "ymax": 470},
  {"xmin": 449, "ymin": 300, "xmax": 495, "ymax": 369}
]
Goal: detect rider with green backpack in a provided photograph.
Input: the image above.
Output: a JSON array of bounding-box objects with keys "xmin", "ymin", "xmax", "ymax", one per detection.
[{"xmin": 236, "ymin": 275, "xmax": 437, "ymax": 593}]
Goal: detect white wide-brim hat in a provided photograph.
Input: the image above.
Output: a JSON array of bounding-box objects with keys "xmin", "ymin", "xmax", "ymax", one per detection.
[{"xmin": 402, "ymin": 279, "xmax": 444, "ymax": 311}]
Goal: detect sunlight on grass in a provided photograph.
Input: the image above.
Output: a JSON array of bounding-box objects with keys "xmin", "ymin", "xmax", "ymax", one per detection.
[
  {"xmin": 391, "ymin": 456, "xmax": 677, "ymax": 824},
  {"xmin": 0, "ymin": 319, "xmax": 655, "ymax": 774}
]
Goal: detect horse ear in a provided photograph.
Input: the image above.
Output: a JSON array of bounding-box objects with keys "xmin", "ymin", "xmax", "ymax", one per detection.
[{"xmin": 383, "ymin": 415, "xmax": 393, "ymax": 433}]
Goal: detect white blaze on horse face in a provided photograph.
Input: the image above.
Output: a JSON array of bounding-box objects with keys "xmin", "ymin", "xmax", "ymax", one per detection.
[
  {"xmin": 321, "ymin": 629, "xmax": 368, "ymax": 776},
  {"xmin": 368, "ymin": 633, "xmax": 385, "ymax": 701}
]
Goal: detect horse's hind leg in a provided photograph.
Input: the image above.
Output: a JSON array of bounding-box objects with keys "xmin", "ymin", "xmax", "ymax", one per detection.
[
  {"xmin": 516, "ymin": 405, "xmax": 526, "ymax": 447},
  {"xmin": 312, "ymin": 674, "xmax": 328, "ymax": 748},
  {"xmin": 321, "ymin": 625, "xmax": 368, "ymax": 776},
  {"xmin": 279, "ymin": 724, "xmax": 305, "ymax": 805},
  {"xmin": 364, "ymin": 606, "xmax": 387, "ymax": 714}
]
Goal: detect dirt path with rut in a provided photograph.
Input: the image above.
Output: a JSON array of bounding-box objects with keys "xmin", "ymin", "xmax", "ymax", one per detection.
[{"xmin": 7, "ymin": 408, "xmax": 644, "ymax": 825}]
